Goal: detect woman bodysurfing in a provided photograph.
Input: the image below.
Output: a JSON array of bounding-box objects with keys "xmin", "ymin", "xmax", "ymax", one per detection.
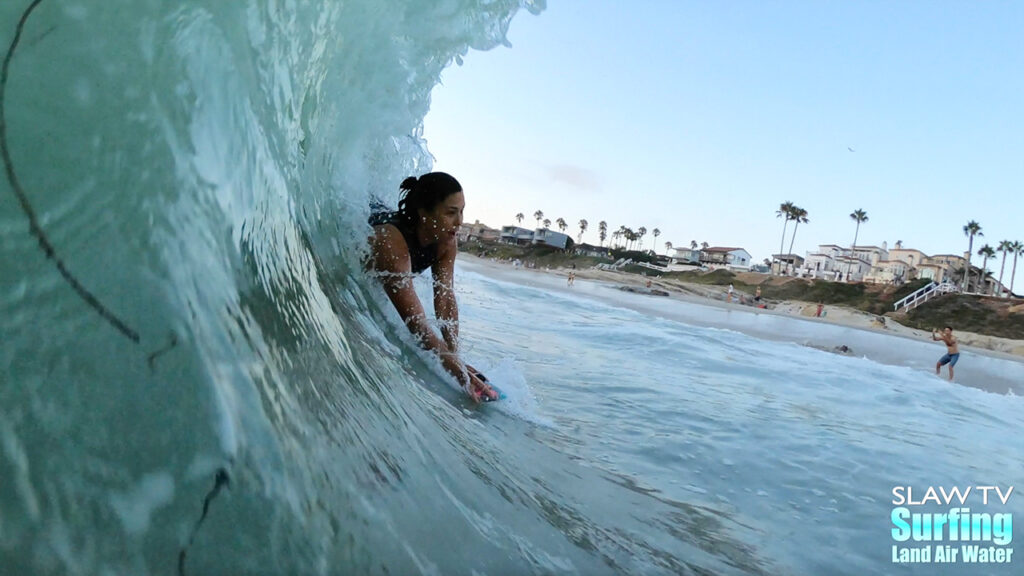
[{"xmin": 366, "ymin": 172, "xmax": 498, "ymax": 402}]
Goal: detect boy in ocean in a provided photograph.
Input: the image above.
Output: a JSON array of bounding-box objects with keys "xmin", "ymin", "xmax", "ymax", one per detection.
[{"xmin": 932, "ymin": 326, "xmax": 960, "ymax": 381}]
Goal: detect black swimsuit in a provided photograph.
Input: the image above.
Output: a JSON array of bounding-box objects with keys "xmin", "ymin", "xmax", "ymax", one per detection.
[{"xmin": 369, "ymin": 211, "xmax": 437, "ymax": 274}]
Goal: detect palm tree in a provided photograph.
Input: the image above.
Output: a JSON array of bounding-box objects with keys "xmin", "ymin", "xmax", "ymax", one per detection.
[
  {"xmin": 776, "ymin": 201, "xmax": 796, "ymax": 260},
  {"xmin": 1011, "ymin": 241, "xmax": 1023, "ymax": 296},
  {"xmin": 847, "ymin": 208, "xmax": 868, "ymax": 279},
  {"xmin": 997, "ymin": 240, "xmax": 1013, "ymax": 296},
  {"xmin": 578, "ymin": 219, "xmax": 588, "ymax": 244},
  {"xmin": 651, "ymin": 228, "xmax": 660, "ymax": 251},
  {"xmin": 849, "ymin": 209, "xmax": 868, "ymax": 250},
  {"xmin": 533, "ymin": 210, "xmax": 543, "ymax": 228},
  {"xmin": 977, "ymin": 245, "xmax": 996, "ymax": 294},
  {"xmin": 786, "ymin": 206, "xmax": 808, "ymax": 257},
  {"xmin": 637, "ymin": 227, "xmax": 647, "ymax": 251},
  {"xmin": 542, "ymin": 218, "xmax": 551, "ymax": 230},
  {"xmin": 701, "ymin": 241, "xmax": 709, "ymax": 250},
  {"xmin": 664, "ymin": 241, "xmax": 673, "ymax": 254},
  {"xmin": 690, "ymin": 240, "xmax": 697, "ymax": 249},
  {"xmin": 515, "ymin": 212, "xmax": 524, "ymax": 225},
  {"xmin": 598, "ymin": 221, "xmax": 607, "ymax": 246},
  {"xmin": 961, "ymin": 220, "xmax": 983, "ymax": 291}
]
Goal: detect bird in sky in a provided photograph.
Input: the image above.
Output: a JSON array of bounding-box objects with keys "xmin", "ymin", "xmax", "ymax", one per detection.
[{"xmin": 848, "ymin": 146, "xmax": 856, "ymax": 152}]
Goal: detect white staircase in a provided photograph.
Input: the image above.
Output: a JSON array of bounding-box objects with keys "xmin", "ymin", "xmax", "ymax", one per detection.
[
  {"xmin": 893, "ymin": 281, "xmax": 959, "ymax": 312},
  {"xmin": 597, "ymin": 258, "xmax": 633, "ymax": 271}
]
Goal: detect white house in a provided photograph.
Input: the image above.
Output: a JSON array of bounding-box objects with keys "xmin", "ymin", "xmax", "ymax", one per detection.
[
  {"xmin": 798, "ymin": 240, "xmax": 888, "ymax": 278},
  {"xmin": 700, "ymin": 247, "xmax": 752, "ymax": 270},
  {"xmin": 850, "ymin": 244, "xmax": 889, "ymax": 266},
  {"xmin": 801, "ymin": 244, "xmax": 844, "ymax": 278},
  {"xmin": 864, "ymin": 259, "xmax": 912, "ymax": 285},
  {"xmin": 670, "ymin": 247, "xmax": 701, "ymax": 265}
]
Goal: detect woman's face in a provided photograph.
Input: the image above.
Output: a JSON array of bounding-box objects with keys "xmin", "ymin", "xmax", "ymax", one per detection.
[{"xmin": 418, "ymin": 191, "xmax": 465, "ymax": 244}]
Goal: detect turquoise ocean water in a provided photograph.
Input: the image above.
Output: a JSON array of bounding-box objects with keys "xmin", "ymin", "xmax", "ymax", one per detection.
[{"xmin": 1, "ymin": 1, "xmax": 1022, "ymax": 574}]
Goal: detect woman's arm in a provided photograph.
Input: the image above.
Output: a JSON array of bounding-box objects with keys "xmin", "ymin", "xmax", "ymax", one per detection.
[
  {"xmin": 369, "ymin": 225, "xmax": 483, "ymax": 394},
  {"xmin": 370, "ymin": 225, "xmax": 444, "ymax": 349},
  {"xmin": 430, "ymin": 241, "xmax": 496, "ymax": 400},
  {"xmin": 432, "ymin": 239, "xmax": 460, "ymax": 352}
]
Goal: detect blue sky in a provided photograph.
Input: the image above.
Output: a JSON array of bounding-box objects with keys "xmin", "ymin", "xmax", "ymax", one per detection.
[{"xmin": 424, "ymin": 1, "xmax": 1024, "ymax": 291}]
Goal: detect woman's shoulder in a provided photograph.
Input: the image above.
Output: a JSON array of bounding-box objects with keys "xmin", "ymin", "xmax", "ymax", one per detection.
[
  {"xmin": 369, "ymin": 221, "xmax": 412, "ymax": 267},
  {"xmin": 370, "ymin": 221, "xmax": 408, "ymax": 248}
]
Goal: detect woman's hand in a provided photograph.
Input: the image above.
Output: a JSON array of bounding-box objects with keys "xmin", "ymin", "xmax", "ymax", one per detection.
[
  {"xmin": 441, "ymin": 355, "xmax": 495, "ymax": 401},
  {"xmin": 466, "ymin": 364, "xmax": 498, "ymax": 402}
]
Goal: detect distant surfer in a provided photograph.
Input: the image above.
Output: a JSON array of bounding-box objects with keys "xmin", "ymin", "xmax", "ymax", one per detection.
[
  {"xmin": 366, "ymin": 172, "xmax": 497, "ymax": 401},
  {"xmin": 931, "ymin": 326, "xmax": 960, "ymax": 381}
]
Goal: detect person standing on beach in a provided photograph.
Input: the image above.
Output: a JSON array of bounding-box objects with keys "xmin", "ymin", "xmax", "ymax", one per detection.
[
  {"xmin": 367, "ymin": 172, "xmax": 497, "ymax": 401},
  {"xmin": 727, "ymin": 284, "xmax": 734, "ymax": 302},
  {"xmin": 932, "ymin": 326, "xmax": 960, "ymax": 381},
  {"xmin": 567, "ymin": 271, "xmax": 575, "ymax": 286}
]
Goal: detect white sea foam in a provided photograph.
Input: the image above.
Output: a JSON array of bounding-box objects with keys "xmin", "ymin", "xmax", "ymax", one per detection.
[{"xmin": 108, "ymin": 472, "xmax": 175, "ymax": 536}]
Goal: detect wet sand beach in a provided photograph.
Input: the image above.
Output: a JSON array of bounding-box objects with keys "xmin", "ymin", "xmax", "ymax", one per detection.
[{"xmin": 458, "ymin": 254, "xmax": 1024, "ymax": 362}]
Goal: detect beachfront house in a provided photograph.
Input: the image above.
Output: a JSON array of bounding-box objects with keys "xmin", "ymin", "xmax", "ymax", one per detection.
[
  {"xmin": 888, "ymin": 247, "xmax": 928, "ymax": 272},
  {"xmin": 532, "ymin": 228, "xmax": 574, "ymax": 251},
  {"xmin": 500, "ymin": 226, "xmax": 535, "ymax": 246},
  {"xmin": 915, "ymin": 262, "xmax": 947, "ymax": 283},
  {"xmin": 921, "ymin": 254, "xmax": 966, "ymax": 285},
  {"xmin": 458, "ymin": 220, "xmax": 500, "ymax": 243},
  {"xmin": 832, "ymin": 254, "xmax": 873, "ymax": 281},
  {"xmin": 575, "ymin": 243, "xmax": 611, "ymax": 258},
  {"xmin": 772, "ymin": 254, "xmax": 804, "ymax": 276},
  {"xmin": 827, "ymin": 244, "xmax": 888, "ymax": 282},
  {"xmin": 978, "ymin": 275, "xmax": 1006, "ymax": 297},
  {"xmin": 860, "ymin": 244, "xmax": 939, "ymax": 284},
  {"xmin": 699, "ymin": 247, "xmax": 752, "ymax": 270},
  {"xmin": 670, "ymin": 247, "xmax": 701, "ymax": 265},
  {"xmin": 665, "ymin": 247, "xmax": 703, "ymax": 272},
  {"xmin": 801, "ymin": 244, "xmax": 844, "ymax": 279},
  {"xmin": 863, "ymin": 260, "xmax": 913, "ymax": 285},
  {"xmin": 850, "ymin": 244, "xmax": 889, "ymax": 266}
]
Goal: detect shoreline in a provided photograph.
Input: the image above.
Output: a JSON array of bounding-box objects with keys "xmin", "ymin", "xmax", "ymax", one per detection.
[{"xmin": 458, "ymin": 253, "xmax": 1024, "ymax": 362}]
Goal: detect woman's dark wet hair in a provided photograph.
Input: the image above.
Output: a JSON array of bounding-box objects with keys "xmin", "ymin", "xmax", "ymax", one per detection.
[{"xmin": 396, "ymin": 172, "xmax": 462, "ymax": 223}]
